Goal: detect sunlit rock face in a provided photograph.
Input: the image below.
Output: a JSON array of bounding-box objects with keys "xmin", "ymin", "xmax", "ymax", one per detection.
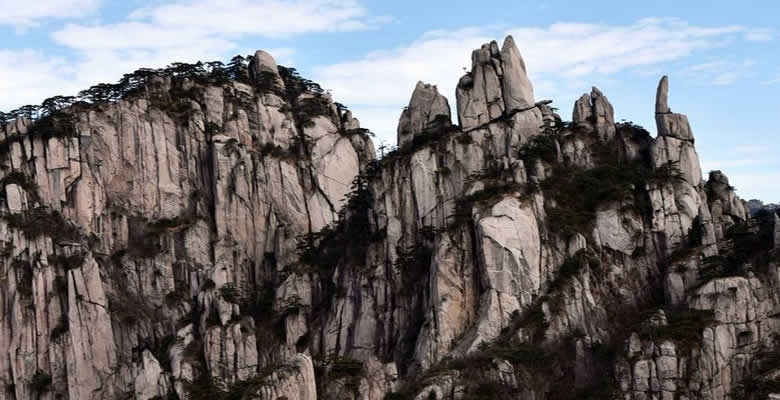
[{"xmin": 0, "ymin": 37, "xmax": 775, "ymax": 400}]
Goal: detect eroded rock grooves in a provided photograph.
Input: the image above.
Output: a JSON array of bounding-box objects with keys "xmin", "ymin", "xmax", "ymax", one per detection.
[{"xmin": 0, "ymin": 36, "xmax": 777, "ymax": 400}]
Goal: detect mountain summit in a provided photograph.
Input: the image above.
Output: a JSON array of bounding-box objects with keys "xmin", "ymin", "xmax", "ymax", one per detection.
[{"xmin": 0, "ymin": 37, "xmax": 777, "ymax": 400}]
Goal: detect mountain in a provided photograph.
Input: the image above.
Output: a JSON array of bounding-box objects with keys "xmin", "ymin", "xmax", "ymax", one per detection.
[{"xmin": 0, "ymin": 37, "xmax": 778, "ymax": 400}]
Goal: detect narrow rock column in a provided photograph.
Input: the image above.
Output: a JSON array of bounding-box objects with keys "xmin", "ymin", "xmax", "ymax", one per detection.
[
  {"xmin": 397, "ymin": 81, "xmax": 451, "ymax": 147},
  {"xmin": 455, "ymin": 35, "xmax": 535, "ymax": 131}
]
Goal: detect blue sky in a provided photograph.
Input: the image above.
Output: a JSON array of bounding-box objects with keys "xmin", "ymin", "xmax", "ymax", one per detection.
[{"xmin": 1, "ymin": 0, "xmax": 779, "ymax": 201}]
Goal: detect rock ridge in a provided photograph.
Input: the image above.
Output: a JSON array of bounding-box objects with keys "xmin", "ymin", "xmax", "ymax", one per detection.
[{"xmin": 0, "ymin": 37, "xmax": 775, "ymax": 400}]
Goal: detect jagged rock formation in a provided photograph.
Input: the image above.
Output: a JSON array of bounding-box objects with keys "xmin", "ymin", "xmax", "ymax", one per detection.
[
  {"xmin": 0, "ymin": 36, "xmax": 778, "ymax": 400},
  {"xmin": 397, "ymin": 82, "xmax": 451, "ymax": 148}
]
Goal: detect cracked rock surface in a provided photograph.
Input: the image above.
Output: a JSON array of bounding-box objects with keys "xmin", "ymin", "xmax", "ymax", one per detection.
[{"xmin": 0, "ymin": 38, "xmax": 776, "ymax": 400}]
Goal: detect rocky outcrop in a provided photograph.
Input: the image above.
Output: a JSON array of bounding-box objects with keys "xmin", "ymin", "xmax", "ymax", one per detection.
[
  {"xmin": 655, "ymin": 75, "xmax": 693, "ymax": 141},
  {"xmin": 500, "ymin": 35, "xmax": 535, "ymax": 113},
  {"xmin": 0, "ymin": 36, "xmax": 774, "ymax": 400},
  {"xmin": 456, "ymin": 35, "xmax": 535, "ymax": 132},
  {"xmin": 397, "ymin": 81, "xmax": 451, "ymax": 147},
  {"xmin": 572, "ymin": 86, "xmax": 616, "ymax": 141}
]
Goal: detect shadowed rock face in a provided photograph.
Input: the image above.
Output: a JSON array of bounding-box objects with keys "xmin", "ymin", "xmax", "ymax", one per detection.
[{"xmin": 0, "ymin": 37, "xmax": 775, "ymax": 400}]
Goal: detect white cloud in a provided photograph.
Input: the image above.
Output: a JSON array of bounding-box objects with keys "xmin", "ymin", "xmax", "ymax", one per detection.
[
  {"xmin": 688, "ymin": 61, "xmax": 726, "ymax": 72},
  {"xmin": 712, "ymin": 71, "xmax": 738, "ymax": 85},
  {"xmin": 744, "ymin": 28, "xmax": 774, "ymax": 41},
  {"xmin": 53, "ymin": 0, "xmax": 379, "ymax": 50},
  {"xmin": 0, "ymin": 50, "xmax": 86, "ymax": 109},
  {"xmin": 700, "ymin": 158, "xmax": 771, "ymax": 171},
  {"xmin": 2, "ymin": 0, "xmax": 370, "ymax": 110},
  {"xmin": 762, "ymin": 75, "xmax": 780, "ymax": 85},
  {"xmin": 1, "ymin": 44, "xmax": 295, "ymax": 110},
  {"xmin": 723, "ymin": 172, "xmax": 780, "ymax": 202},
  {"xmin": 314, "ymin": 18, "xmax": 763, "ymax": 143},
  {"xmin": 733, "ymin": 144, "xmax": 769, "ymax": 154},
  {"xmin": 0, "ymin": 0, "xmax": 100, "ymax": 28}
]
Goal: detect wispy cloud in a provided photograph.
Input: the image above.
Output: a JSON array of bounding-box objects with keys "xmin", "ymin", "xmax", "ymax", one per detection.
[
  {"xmin": 724, "ymin": 172, "xmax": 780, "ymax": 202},
  {"xmin": 53, "ymin": 0, "xmax": 381, "ymax": 50},
  {"xmin": 0, "ymin": 0, "xmax": 101, "ymax": 28},
  {"xmin": 712, "ymin": 71, "xmax": 738, "ymax": 85},
  {"xmin": 762, "ymin": 75, "xmax": 780, "ymax": 85},
  {"xmin": 744, "ymin": 28, "xmax": 775, "ymax": 41},
  {"xmin": 734, "ymin": 144, "xmax": 770, "ymax": 154},
  {"xmin": 0, "ymin": 45, "xmax": 295, "ymax": 111},
  {"xmin": 688, "ymin": 61, "xmax": 726, "ymax": 71},
  {"xmin": 0, "ymin": 0, "xmax": 380, "ymax": 110},
  {"xmin": 701, "ymin": 158, "xmax": 772, "ymax": 171}
]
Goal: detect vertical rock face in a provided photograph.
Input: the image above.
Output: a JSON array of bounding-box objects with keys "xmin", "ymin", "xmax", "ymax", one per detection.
[
  {"xmin": 0, "ymin": 40, "xmax": 776, "ymax": 400},
  {"xmin": 649, "ymin": 76, "xmax": 705, "ymax": 250}
]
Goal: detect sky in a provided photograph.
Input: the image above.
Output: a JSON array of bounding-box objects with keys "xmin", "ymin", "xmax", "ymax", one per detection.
[{"xmin": 1, "ymin": 0, "xmax": 779, "ymax": 201}]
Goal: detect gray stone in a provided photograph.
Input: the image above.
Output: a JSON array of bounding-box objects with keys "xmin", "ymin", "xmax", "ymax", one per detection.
[
  {"xmin": 655, "ymin": 76, "xmax": 694, "ymax": 141},
  {"xmin": 572, "ymin": 86, "xmax": 615, "ymax": 141},
  {"xmin": 500, "ymin": 35, "xmax": 535, "ymax": 112},
  {"xmin": 398, "ymin": 81, "xmax": 451, "ymax": 147},
  {"xmin": 656, "ymin": 75, "xmax": 670, "ymax": 114}
]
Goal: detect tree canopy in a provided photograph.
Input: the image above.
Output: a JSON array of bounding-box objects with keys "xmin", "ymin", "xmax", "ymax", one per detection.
[{"xmin": 1, "ymin": 54, "xmax": 258, "ymax": 126}]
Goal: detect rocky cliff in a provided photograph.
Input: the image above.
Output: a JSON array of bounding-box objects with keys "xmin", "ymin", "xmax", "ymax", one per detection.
[{"xmin": 1, "ymin": 37, "xmax": 778, "ymax": 400}]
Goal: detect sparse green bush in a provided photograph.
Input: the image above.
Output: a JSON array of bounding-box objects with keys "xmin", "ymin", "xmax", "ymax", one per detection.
[
  {"xmin": 204, "ymin": 121, "xmax": 221, "ymax": 135},
  {"xmin": 395, "ymin": 244, "xmax": 433, "ymax": 293},
  {"xmin": 50, "ymin": 314, "xmax": 69, "ymax": 340},
  {"xmin": 140, "ymin": 334, "xmax": 177, "ymax": 373},
  {"xmin": 638, "ymin": 307, "xmax": 715, "ymax": 349},
  {"xmin": 733, "ymin": 377, "xmax": 780, "ymax": 399},
  {"xmin": 218, "ymin": 283, "xmax": 241, "ymax": 303},
  {"xmin": 4, "ymin": 207, "xmax": 83, "ymax": 242},
  {"xmin": 518, "ymin": 131, "xmax": 558, "ymax": 165},
  {"xmin": 256, "ymin": 141, "xmax": 297, "ymax": 159},
  {"xmin": 342, "ymin": 127, "xmax": 374, "ymax": 137},
  {"xmin": 326, "ymin": 354, "xmax": 364, "ymax": 380},
  {"xmin": 456, "ymin": 132, "xmax": 474, "ymax": 145},
  {"xmin": 29, "ymin": 371, "xmax": 52, "ymax": 394},
  {"xmin": 13, "ymin": 258, "xmax": 33, "ymax": 299},
  {"xmin": 697, "ymin": 211, "xmax": 775, "ymax": 281},
  {"xmin": 297, "ymin": 173, "xmax": 381, "ymax": 274},
  {"xmin": 53, "ymin": 275, "xmax": 68, "ymax": 295},
  {"xmin": 186, "ymin": 364, "xmax": 295, "ymax": 400},
  {"xmin": 0, "ymin": 171, "xmax": 39, "ymax": 202},
  {"xmin": 47, "ymin": 252, "xmax": 86, "ymax": 270},
  {"xmin": 164, "ymin": 285, "xmax": 190, "ymax": 306},
  {"xmin": 449, "ymin": 183, "xmax": 525, "ymax": 229},
  {"xmin": 107, "ymin": 292, "xmax": 158, "ymax": 325},
  {"xmin": 548, "ymin": 249, "xmax": 601, "ymax": 293},
  {"xmin": 542, "ymin": 161, "xmax": 665, "ymax": 237}
]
